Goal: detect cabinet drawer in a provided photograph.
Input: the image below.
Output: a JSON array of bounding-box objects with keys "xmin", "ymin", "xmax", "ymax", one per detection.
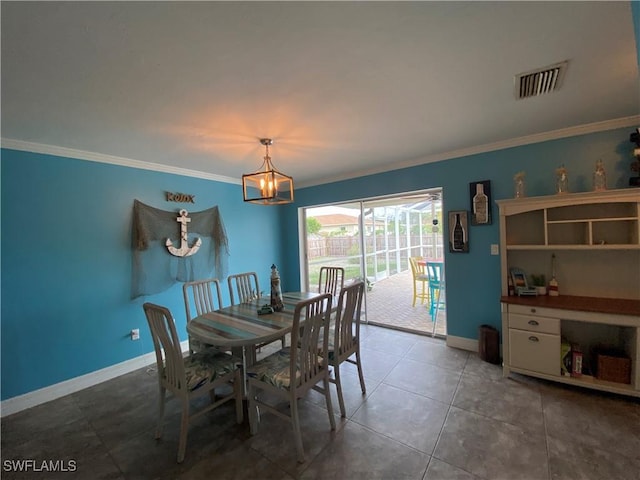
[
  {"xmin": 509, "ymin": 313, "xmax": 560, "ymax": 334},
  {"xmin": 509, "ymin": 329, "xmax": 560, "ymax": 376},
  {"xmin": 508, "ymin": 304, "xmax": 562, "ymax": 319}
]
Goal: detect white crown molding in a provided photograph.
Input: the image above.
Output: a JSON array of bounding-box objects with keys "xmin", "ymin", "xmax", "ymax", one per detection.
[
  {"xmin": 297, "ymin": 115, "xmax": 640, "ymax": 188},
  {"xmin": 0, "ymin": 138, "xmax": 241, "ymax": 185},
  {"xmin": 0, "ymin": 341, "xmax": 189, "ymax": 417},
  {"xmin": 3, "ymin": 115, "xmax": 638, "ymax": 190}
]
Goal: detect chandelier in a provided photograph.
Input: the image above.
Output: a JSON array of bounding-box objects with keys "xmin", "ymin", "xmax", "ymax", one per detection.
[{"xmin": 242, "ymin": 138, "xmax": 294, "ymax": 205}]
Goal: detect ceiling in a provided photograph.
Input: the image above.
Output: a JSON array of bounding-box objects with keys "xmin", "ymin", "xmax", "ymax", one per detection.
[{"xmin": 2, "ymin": 2, "xmax": 639, "ymax": 187}]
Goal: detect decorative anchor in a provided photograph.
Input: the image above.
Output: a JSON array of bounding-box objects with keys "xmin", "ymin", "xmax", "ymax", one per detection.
[{"xmin": 165, "ymin": 209, "xmax": 202, "ymax": 257}]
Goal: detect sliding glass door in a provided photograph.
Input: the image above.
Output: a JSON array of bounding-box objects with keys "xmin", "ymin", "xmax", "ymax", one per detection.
[{"xmin": 301, "ymin": 189, "xmax": 446, "ymax": 337}]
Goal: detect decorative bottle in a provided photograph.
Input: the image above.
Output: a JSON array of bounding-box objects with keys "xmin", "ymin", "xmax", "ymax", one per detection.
[
  {"xmin": 473, "ymin": 183, "xmax": 489, "ymax": 224},
  {"xmin": 452, "ymin": 214, "xmax": 466, "ymax": 251},
  {"xmin": 555, "ymin": 165, "xmax": 569, "ymax": 194},
  {"xmin": 514, "ymin": 172, "xmax": 526, "ymax": 198},
  {"xmin": 593, "ymin": 159, "xmax": 607, "ymax": 191},
  {"xmin": 270, "ymin": 264, "xmax": 284, "ymax": 312}
]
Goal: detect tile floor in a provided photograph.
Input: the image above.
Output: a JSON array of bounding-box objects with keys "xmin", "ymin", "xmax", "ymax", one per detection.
[{"xmin": 2, "ymin": 325, "xmax": 639, "ymax": 480}]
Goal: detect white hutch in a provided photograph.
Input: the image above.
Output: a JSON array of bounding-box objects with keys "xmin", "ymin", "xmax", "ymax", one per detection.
[{"xmin": 497, "ymin": 188, "xmax": 640, "ymax": 397}]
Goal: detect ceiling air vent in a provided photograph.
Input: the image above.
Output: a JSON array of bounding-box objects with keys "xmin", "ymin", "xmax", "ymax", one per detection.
[{"xmin": 515, "ymin": 61, "xmax": 568, "ymax": 100}]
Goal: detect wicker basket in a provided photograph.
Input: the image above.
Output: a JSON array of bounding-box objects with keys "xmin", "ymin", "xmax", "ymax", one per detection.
[{"xmin": 596, "ymin": 353, "xmax": 631, "ymax": 384}]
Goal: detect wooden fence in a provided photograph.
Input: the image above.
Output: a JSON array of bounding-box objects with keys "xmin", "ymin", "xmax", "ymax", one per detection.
[{"xmin": 308, "ymin": 235, "xmax": 443, "ymax": 259}]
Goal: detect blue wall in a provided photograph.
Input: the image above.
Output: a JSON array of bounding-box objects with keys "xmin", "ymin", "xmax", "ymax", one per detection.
[
  {"xmin": 0, "ymin": 129, "xmax": 636, "ymax": 401},
  {"xmin": 1, "ymin": 149, "xmax": 285, "ymax": 400},
  {"xmin": 632, "ymin": 0, "xmax": 640, "ymax": 65},
  {"xmin": 281, "ymin": 128, "xmax": 635, "ymax": 340}
]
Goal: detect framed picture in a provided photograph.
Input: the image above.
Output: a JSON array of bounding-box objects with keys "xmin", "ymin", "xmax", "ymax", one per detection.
[
  {"xmin": 448, "ymin": 210, "xmax": 469, "ymax": 253},
  {"xmin": 469, "ymin": 180, "xmax": 492, "ymax": 225}
]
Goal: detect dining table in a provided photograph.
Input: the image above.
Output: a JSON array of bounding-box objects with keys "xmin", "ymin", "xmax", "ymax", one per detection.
[{"xmin": 186, "ymin": 291, "xmax": 321, "ymax": 368}]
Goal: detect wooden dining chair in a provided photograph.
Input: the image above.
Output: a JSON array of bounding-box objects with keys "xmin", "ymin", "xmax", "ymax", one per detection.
[
  {"xmin": 228, "ymin": 271, "xmax": 285, "ymax": 349},
  {"xmin": 182, "ymin": 278, "xmax": 224, "ymax": 354},
  {"xmin": 328, "ymin": 280, "xmax": 366, "ymax": 417},
  {"xmin": 142, "ymin": 303, "xmax": 243, "ymax": 463},
  {"xmin": 246, "ymin": 293, "xmax": 336, "ymax": 463},
  {"xmin": 409, "ymin": 257, "xmax": 430, "ymax": 307},
  {"xmin": 227, "ymin": 272, "xmax": 260, "ymax": 305},
  {"xmin": 318, "ymin": 266, "xmax": 344, "ymax": 297}
]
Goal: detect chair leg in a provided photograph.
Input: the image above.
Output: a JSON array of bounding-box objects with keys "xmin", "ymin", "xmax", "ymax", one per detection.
[
  {"xmin": 290, "ymin": 397, "xmax": 305, "ymax": 463},
  {"xmin": 156, "ymin": 386, "xmax": 166, "ymax": 439},
  {"xmin": 333, "ymin": 365, "xmax": 347, "ymax": 418},
  {"xmin": 412, "ymin": 282, "xmax": 417, "ymax": 307},
  {"xmin": 432, "ymin": 289, "xmax": 441, "ymax": 336},
  {"xmin": 248, "ymin": 383, "xmax": 259, "ymax": 436},
  {"xmin": 355, "ymin": 350, "xmax": 366, "ymax": 395},
  {"xmin": 177, "ymin": 398, "xmax": 190, "ymax": 463},
  {"xmin": 234, "ymin": 370, "xmax": 244, "ymax": 424},
  {"xmin": 323, "ymin": 375, "xmax": 336, "ymax": 430}
]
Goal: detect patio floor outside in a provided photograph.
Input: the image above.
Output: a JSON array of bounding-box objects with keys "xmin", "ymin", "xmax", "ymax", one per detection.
[{"xmin": 363, "ymin": 269, "xmax": 447, "ymax": 337}]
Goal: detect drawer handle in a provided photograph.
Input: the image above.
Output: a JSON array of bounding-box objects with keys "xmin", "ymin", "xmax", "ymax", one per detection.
[
  {"xmin": 528, "ymin": 336, "xmax": 539, "ymax": 342},
  {"xmin": 530, "ymin": 308, "xmax": 536, "ymax": 313},
  {"xmin": 528, "ymin": 320, "xmax": 539, "ymax": 326}
]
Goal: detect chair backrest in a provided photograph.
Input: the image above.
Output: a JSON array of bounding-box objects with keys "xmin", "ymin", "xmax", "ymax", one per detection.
[
  {"xmin": 227, "ymin": 272, "xmax": 260, "ymax": 305},
  {"xmin": 318, "ymin": 266, "xmax": 344, "ymax": 296},
  {"xmin": 289, "ymin": 293, "xmax": 332, "ymax": 389},
  {"xmin": 409, "ymin": 257, "xmax": 426, "ymax": 278},
  {"xmin": 333, "ymin": 280, "xmax": 365, "ymax": 360},
  {"xmin": 183, "ymin": 278, "xmax": 223, "ymax": 322},
  {"xmin": 426, "ymin": 262, "xmax": 444, "ymax": 286},
  {"xmin": 143, "ymin": 303, "xmax": 186, "ymax": 391}
]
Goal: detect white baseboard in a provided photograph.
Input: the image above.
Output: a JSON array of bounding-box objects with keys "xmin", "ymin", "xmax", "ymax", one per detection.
[
  {"xmin": 1, "ymin": 341, "xmax": 189, "ymax": 418},
  {"xmin": 446, "ymin": 335, "xmax": 479, "ymax": 352}
]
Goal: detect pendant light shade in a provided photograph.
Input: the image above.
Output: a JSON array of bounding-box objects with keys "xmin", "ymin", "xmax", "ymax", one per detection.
[{"xmin": 242, "ymin": 139, "xmax": 294, "ymax": 205}]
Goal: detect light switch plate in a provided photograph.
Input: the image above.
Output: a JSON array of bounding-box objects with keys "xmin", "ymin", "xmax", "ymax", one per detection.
[{"xmin": 491, "ymin": 244, "xmax": 499, "ymax": 255}]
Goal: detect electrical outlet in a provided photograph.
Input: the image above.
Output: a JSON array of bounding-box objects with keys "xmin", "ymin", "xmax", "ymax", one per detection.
[
  {"xmin": 131, "ymin": 329, "xmax": 140, "ymax": 341},
  {"xmin": 491, "ymin": 244, "xmax": 499, "ymax": 255}
]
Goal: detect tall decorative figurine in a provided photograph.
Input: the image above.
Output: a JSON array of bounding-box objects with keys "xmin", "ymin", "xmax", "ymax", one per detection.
[
  {"xmin": 514, "ymin": 171, "xmax": 526, "ymax": 198},
  {"xmin": 270, "ymin": 264, "xmax": 284, "ymax": 312},
  {"xmin": 555, "ymin": 165, "xmax": 569, "ymax": 194},
  {"xmin": 593, "ymin": 159, "xmax": 607, "ymax": 191}
]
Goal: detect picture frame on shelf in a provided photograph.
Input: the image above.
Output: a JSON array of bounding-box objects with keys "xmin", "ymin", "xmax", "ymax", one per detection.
[
  {"xmin": 469, "ymin": 180, "xmax": 492, "ymax": 225},
  {"xmin": 448, "ymin": 210, "xmax": 469, "ymax": 253}
]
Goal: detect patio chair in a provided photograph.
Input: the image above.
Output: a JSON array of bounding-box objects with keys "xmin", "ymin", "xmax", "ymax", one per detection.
[
  {"xmin": 328, "ymin": 280, "xmax": 366, "ymax": 417},
  {"xmin": 426, "ymin": 261, "xmax": 446, "ymax": 334},
  {"xmin": 182, "ymin": 278, "xmax": 224, "ymax": 354},
  {"xmin": 142, "ymin": 303, "xmax": 243, "ymax": 463},
  {"xmin": 246, "ymin": 293, "xmax": 336, "ymax": 463},
  {"xmin": 409, "ymin": 257, "xmax": 430, "ymax": 307}
]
